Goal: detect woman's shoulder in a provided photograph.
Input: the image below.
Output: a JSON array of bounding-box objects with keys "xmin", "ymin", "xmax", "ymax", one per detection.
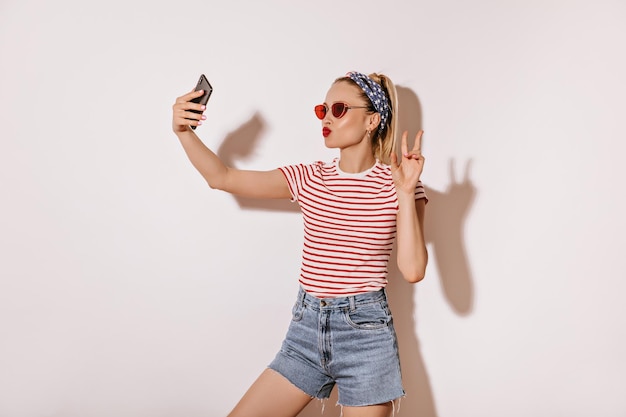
[
  {"xmin": 304, "ymin": 158, "xmax": 337, "ymax": 172},
  {"xmin": 280, "ymin": 160, "xmax": 331, "ymax": 178},
  {"xmin": 370, "ymin": 160, "xmax": 393, "ymax": 178},
  {"xmin": 281, "ymin": 160, "xmax": 325, "ymax": 169}
]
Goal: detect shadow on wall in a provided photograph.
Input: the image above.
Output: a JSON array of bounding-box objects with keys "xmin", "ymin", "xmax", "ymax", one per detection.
[
  {"xmin": 216, "ymin": 86, "xmax": 476, "ymax": 417},
  {"xmin": 217, "ymin": 112, "xmax": 300, "ymax": 213},
  {"xmin": 394, "ymin": 86, "xmax": 476, "ymax": 316},
  {"xmin": 383, "ymin": 86, "xmax": 476, "ymax": 417}
]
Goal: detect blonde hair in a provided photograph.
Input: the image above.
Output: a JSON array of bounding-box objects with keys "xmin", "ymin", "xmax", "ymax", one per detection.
[{"xmin": 336, "ymin": 72, "xmax": 398, "ymax": 164}]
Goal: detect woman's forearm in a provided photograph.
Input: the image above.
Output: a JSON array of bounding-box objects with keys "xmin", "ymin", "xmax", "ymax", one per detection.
[
  {"xmin": 175, "ymin": 127, "xmax": 229, "ymax": 189},
  {"xmin": 396, "ymin": 192, "xmax": 428, "ymax": 283}
]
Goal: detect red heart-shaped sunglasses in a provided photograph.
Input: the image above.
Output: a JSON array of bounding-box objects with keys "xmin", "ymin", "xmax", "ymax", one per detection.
[{"xmin": 314, "ymin": 102, "xmax": 369, "ymax": 120}]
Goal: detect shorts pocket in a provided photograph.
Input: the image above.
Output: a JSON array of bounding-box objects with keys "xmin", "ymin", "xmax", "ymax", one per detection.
[
  {"xmin": 344, "ymin": 301, "xmax": 391, "ymax": 330},
  {"xmin": 291, "ymin": 302, "xmax": 305, "ymax": 322}
]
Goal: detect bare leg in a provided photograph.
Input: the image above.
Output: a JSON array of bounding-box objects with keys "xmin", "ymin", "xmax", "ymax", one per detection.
[
  {"xmin": 227, "ymin": 368, "xmax": 313, "ymax": 417},
  {"xmin": 342, "ymin": 402, "xmax": 394, "ymax": 417}
]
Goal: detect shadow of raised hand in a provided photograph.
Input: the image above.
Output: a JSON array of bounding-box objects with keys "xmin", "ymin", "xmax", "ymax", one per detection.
[
  {"xmin": 216, "ymin": 112, "xmax": 299, "ymax": 212},
  {"xmin": 424, "ymin": 159, "xmax": 476, "ymax": 315},
  {"xmin": 217, "ymin": 111, "xmax": 265, "ymax": 165}
]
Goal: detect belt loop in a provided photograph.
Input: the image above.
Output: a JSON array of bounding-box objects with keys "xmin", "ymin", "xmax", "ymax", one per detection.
[
  {"xmin": 298, "ymin": 286, "xmax": 306, "ymax": 306},
  {"xmin": 349, "ymin": 295, "xmax": 356, "ymax": 312}
]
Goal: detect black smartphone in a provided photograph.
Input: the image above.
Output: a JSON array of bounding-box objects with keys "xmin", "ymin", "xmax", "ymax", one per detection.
[{"xmin": 189, "ymin": 74, "xmax": 213, "ymax": 130}]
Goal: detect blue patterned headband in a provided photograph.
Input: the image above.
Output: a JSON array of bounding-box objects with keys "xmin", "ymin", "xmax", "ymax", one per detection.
[{"xmin": 346, "ymin": 71, "xmax": 390, "ymax": 133}]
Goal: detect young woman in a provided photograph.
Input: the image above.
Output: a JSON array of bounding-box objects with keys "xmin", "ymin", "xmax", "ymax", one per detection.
[{"xmin": 172, "ymin": 71, "xmax": 427, "ymax": 417}]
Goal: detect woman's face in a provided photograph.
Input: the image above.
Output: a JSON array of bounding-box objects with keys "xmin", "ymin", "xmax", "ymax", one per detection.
[{"xmin": 320, "ymin": 81, "xmax": 372, "ymax": 150}]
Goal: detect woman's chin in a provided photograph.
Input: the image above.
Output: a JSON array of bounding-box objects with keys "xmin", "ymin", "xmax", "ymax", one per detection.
[{"xmin": 323, "ymin": 137, "xmax": 337, "ymax": 149}]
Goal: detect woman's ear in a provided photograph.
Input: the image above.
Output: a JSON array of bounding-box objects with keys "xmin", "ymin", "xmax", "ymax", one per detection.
[{"xmin": 368, "ymin": 113, "xmax": 381, "ymax": 132}]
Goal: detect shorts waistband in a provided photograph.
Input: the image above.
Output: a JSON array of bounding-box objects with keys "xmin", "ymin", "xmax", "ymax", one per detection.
[{"xmin": 296, "ymin": 286, "xmax": 387, "ymax": 311}]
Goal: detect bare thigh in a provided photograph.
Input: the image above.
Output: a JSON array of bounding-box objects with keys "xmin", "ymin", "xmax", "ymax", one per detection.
[
  {"xmin": 227, "ymin": 368, "xmax": 313, "ymax": 417},
  {"xmin": 341, "ymin": 402, "xmax": 394, "ymax": 417}
]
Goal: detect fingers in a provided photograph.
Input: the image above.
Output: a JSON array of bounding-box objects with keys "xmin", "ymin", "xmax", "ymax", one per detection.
[
  {"xmin": 402, "ymin": 130, "xmax": 424, "ymax": 160},
  {"xmin": 181, "ymin": 88, "xmax": 205, "ymax": 102},
  {"xmin": 172, "ymin": 103, "xmax": 206, "ymax": 120},
  {"xmin": 183, "ymin": 110, "xmax": 207, "ymax": 122},
  {"xmin": 401, "ymin": 131, "xmax": 409, "ymax": 156},
  {"xmin": 413, "ymin": 130, "xmax": 423, "ymax": 152},
  {"xmin": 172, "ymin": 90, "xmax": 207, "ymax": 129},
  {"xmin": 174, "ymin": 89, "xmax": 206, "ymax": 112}
]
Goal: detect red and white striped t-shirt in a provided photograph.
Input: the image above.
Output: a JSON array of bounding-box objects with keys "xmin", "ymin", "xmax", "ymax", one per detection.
[{"xmin": 279, "ymin": 158, "xmax": 427, "ymax": 298}]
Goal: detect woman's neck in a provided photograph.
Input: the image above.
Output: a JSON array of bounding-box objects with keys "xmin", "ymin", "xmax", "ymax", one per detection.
[{"xmin": 337, "ymin": 148, "xmax": 376, "ymax": 173}]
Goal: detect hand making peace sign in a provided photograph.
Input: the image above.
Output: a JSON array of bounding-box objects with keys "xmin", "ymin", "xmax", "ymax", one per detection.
[{"xmin": 390, "ymin": 130, "xmax": 426, "ymax": 194}]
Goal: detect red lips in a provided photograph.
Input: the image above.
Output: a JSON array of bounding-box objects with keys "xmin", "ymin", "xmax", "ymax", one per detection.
[{"xmin": 322, "ymin": 127, "xmax": 331, "ymax": 137}]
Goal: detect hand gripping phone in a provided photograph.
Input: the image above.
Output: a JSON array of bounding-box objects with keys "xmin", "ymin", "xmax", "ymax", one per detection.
[{"xmin": 189, "ymin": 74, "xmax": 213, "ymax": 130}]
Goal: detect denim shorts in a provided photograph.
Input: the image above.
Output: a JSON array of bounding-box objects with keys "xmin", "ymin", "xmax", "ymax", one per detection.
[{"xmin": 268, "ymin": 286, "xmax": 405, "ymax": 407}]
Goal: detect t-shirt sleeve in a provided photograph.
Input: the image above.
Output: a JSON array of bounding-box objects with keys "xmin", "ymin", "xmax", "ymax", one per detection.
[
  {"xmin": 415, "ymin": 180, "xmax": 428, "ymax": 203},
  {"xmin": 278, "ymin": 163, "xmax": 307, "ymax": 202}
]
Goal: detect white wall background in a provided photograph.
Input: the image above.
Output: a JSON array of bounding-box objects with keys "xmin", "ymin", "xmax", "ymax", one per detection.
[{"xmin": 1, "ymin": 0, "xmax": 625, "ymax": 416}]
